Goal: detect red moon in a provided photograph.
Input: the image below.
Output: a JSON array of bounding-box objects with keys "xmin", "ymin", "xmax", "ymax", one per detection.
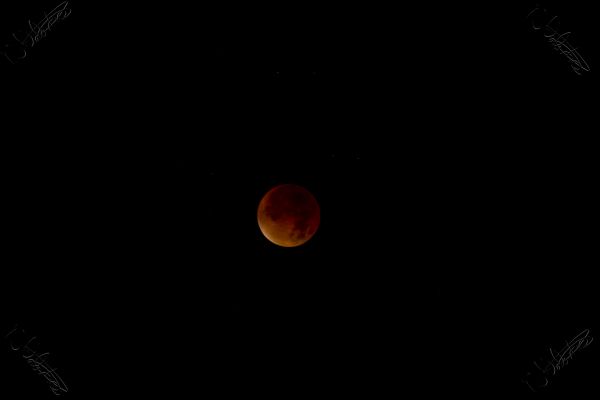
[{"xmin": 257, "ymin": 184, "xmax": 320, "ymax": 247}]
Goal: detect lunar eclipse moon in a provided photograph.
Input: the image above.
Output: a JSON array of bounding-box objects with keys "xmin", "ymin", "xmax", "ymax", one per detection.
[{"xmin": 257, "ymin": 184, "xmax": 320, "ymax": 247}]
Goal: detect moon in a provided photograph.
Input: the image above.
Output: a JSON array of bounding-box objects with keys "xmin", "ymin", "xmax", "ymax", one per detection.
[{"xmin": 257, "ymin": 184, "xmax": 320, "ymax": 247}]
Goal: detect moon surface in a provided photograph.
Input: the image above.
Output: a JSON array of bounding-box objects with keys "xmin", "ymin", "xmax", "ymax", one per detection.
[{"xmin": 257, "ymin": 184, "xmax": 320, "ymax": 247}]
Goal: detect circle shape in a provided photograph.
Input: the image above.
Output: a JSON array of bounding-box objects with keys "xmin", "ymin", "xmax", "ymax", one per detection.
[{"xmin": 257, "ymin": 184, "xmax": 320, "ymax": 247}]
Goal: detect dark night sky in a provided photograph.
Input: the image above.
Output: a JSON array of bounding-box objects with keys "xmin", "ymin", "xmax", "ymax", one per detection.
[{"xmin": 1, "ymin": 0, "xmax": 598, "ymax": 398}]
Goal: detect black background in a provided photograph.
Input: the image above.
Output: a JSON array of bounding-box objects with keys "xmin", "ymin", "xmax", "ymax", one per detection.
[{"xmin": 1, "ymin": 0, "xmax": 597, "ymax": 397}]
